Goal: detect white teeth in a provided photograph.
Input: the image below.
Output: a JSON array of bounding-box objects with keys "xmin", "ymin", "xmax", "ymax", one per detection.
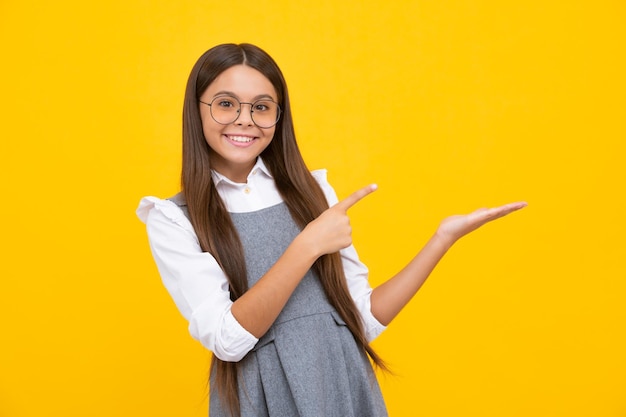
[{"xmin": 229, "ymin": 135, "xmax": 253, "ymax": 143}]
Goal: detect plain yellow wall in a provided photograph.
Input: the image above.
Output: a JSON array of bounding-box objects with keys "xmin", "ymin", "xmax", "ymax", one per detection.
[{"xmin": 1, "ymin": 1, "xmax": 624, "ymax": 416}]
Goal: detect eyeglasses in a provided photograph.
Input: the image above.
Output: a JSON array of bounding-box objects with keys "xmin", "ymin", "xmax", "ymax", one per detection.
[{"xmin": 199, "ymin": 95, "xmax": 281, "ymax": 129}]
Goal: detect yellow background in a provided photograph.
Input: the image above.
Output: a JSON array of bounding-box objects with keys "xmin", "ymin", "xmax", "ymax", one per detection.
[{"xmin": 1, "ymin": 1, "xmax": 624, "ymax": 416}]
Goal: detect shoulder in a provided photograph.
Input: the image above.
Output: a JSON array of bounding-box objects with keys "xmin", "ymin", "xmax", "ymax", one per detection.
[
  {"xmin": 135, "ymin": 193, "xmax": 191, "ymax": 229},
  {"xmin": 310, "ymin": 169, "xmax": 339, "ymax": 206},
  {"xmin": 310, "ymin": 168, "xmax": 328, "ymax": 185}
]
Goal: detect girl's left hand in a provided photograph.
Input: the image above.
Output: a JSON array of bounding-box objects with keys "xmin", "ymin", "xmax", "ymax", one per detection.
[{"xmin": 435, "ymin": 201, "xmax": 528, "ymax": 245}]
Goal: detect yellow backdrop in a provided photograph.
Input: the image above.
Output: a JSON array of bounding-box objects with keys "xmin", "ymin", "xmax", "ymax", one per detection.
[{"xmin": 1, "ymin": 1, "xmax": 624, "ymax": 416}]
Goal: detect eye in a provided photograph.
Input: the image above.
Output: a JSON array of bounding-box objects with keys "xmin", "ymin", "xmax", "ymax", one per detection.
[
  {"xmin": 217, "ymin": 98, "xmax": 236, "ymax": 108},
  {"xmin": 253, "ymin": 101, "xmax": 273, "ymax": 112}
]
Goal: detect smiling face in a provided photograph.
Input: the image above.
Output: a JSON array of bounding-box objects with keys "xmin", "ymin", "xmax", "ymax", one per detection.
[{"xmin": 199, "ymin": 64, "xmax": 278, "ymax": 183}]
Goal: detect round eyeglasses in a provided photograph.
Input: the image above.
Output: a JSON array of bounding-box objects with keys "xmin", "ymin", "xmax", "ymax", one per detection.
[{"xmin": 199, "ymin": 96, "xmax": 282, "ymax": 129}]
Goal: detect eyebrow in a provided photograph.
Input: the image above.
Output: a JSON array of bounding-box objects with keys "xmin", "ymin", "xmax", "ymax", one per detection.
[{"xmin": 213, "ymin": 90, "xmax": 277, "ymax": 101}]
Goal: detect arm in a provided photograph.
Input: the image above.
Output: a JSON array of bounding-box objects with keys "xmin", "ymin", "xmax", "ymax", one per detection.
[
  {"xmin": 231, "ymin": 185, "xmax": 378, "ymax": 338},
  {"xmin": 141, "ymin": 198, "xmax": 258, "ymax": 362},
  {"xmin": 371, "ymin": 202, "xmax": 527, "ymax": 326},
  {"xmin": 140, "ymin": 186, "xmax": 374, "ymax": 360}
]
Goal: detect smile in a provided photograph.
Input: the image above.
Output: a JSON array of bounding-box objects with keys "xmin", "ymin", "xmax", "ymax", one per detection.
[{"xmin": 227, "ymin": 135, "xmax": 255, "ymax": 143}]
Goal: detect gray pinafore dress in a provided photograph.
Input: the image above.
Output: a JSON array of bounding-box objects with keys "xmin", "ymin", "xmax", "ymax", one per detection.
[{"xmin": 173, "ymin": 196, "xmax": 387, "ymax": 417}]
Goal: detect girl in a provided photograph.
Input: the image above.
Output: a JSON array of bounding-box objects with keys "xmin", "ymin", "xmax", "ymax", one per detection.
[{"xmin": 136, "ymin": 43, "xmax": 526, "ymax": 417}]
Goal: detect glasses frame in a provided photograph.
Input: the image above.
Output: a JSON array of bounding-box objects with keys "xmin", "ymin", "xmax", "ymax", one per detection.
[{"xmin": 199, "ymin": 96, "xmax": 282, "ymax": 129}]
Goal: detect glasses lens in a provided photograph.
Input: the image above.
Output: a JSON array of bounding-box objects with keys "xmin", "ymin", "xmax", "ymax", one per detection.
[
  {"xmin": 251, "ymin": 99, "xmax": 281, "ymax": 128},
  {"xmin": 209, "ymin": 96, "xmax": 281, "ymax": 128},
  {"xmin": 210, "ymin": 97, "xmax": 240, "ymax": 124}
]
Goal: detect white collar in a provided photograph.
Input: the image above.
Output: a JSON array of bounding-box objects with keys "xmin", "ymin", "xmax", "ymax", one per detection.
[{"xmin": 210, "ymin": 157, "xmax": 273, "ymax": 186}]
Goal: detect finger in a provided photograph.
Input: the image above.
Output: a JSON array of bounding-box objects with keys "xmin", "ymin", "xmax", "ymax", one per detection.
[
  {"xmin": 473, "ymin": 201, "xmax": 527, "ymax": 222},
  {"xmin": 494, "ymin": 201, "xmax": 528, "ymax": 215},
  {"xmin": 334, "ymin": 184, "xmax": 378, "ymax": 212}
]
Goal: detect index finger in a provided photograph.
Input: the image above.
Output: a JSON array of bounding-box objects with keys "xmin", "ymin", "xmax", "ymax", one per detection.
[{"xmin": 334, "ymin": 184, "xmax": 378, "ymax": 212}]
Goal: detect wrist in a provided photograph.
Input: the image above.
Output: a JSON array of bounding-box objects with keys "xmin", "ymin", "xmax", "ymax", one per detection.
[
  {"xmin": 292, "ymin": 229, "xmax": 323, "ymax": 263},
  {"xmin": 432, "ymin": 229, "xmax": 457, "ymax": 251}
]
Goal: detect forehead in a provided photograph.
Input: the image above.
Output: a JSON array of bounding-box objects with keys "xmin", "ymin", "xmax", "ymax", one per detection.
[{"xmin": 202, "ymin": 65, "xmax": 277, "ymax": 100}]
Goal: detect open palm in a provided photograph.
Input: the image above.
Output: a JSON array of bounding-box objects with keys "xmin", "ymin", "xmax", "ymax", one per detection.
[{"xmin": 436, "ymin": 201, "xmax": 527, "ymax": 244}]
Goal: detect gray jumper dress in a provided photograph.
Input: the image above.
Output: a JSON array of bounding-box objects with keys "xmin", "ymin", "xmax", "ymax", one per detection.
[{"xmin": 174, "ymin": 197, "xmax": 387, "ymax": 417}]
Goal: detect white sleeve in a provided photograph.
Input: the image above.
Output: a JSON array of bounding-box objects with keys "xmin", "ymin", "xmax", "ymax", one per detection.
[
  {"xmin": 136, "ymin": 197, "xmax": 258, "ymax": 361},
  {"xmin": 311, "ymin": 171, "xmax": 387, "ymax": 341}
]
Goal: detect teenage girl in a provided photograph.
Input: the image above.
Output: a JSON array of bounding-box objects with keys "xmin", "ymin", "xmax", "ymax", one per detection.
[{"xmin": 136, "ymin": 43, "xmax": 526, "ymax": 417}]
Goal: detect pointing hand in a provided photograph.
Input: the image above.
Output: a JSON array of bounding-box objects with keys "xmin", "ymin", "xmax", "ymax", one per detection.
[{"xmin": 303, "ymin": 184, "xmax": 378, "ymax": 256}]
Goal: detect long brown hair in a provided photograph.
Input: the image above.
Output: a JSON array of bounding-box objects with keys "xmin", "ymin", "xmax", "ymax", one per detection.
[{"xmin": 181, "ymin": 43, "xmax": 385, "ymax": 416}]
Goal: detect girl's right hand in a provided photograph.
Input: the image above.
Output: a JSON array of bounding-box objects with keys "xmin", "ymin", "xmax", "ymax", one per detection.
[{"xmin": 301, "ymin": 184, "xmax": 378, "ymax": 257}]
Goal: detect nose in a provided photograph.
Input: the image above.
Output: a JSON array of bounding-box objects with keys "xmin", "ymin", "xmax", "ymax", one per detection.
[{"xmin": 235, "ymin": 102, "xmax": 254, "ymax": 126}]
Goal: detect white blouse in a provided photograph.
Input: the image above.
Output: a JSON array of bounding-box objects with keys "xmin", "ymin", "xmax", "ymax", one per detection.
[{"xmin": 136, "ymin": 158, "xmax": 385, "ymax": 362}]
